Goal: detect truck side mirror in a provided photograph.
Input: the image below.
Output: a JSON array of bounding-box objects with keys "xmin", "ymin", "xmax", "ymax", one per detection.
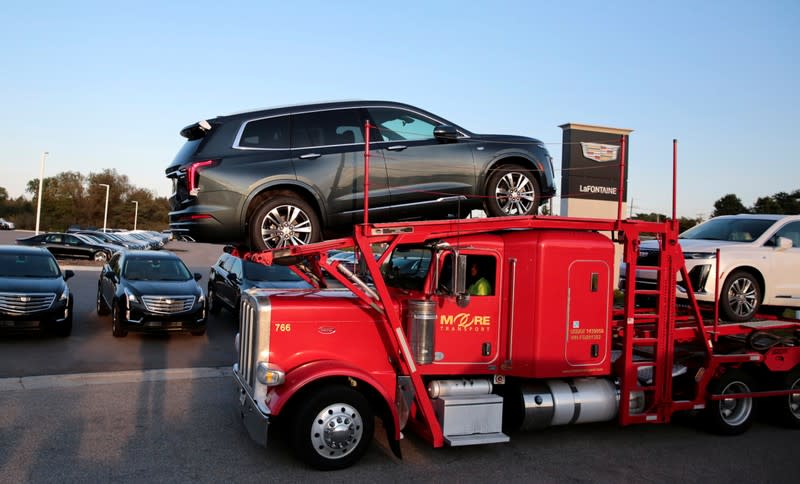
[
  {"xmin": 455, "ymin": 254, "xmax": 467, "ymax": 294},
  {"xmin": 455, "ymin": 254, "xmax": 470, "ymax": 307}
]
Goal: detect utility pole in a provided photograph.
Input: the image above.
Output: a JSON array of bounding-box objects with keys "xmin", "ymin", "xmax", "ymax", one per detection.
[{"xmin": 34, "ymin": 151, "xmax": 49, "ymax": 235}]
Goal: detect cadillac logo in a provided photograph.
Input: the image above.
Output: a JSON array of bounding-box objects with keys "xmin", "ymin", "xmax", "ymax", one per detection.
[
  {"xmin": 19, "ymin": 296, "xmax": 30, "ymax": 303},
  {"xmin": 581, "ymin": 142, "xmax": 619, "ymax": 162},
  {"xmin": 165, "ymin": 299, "xmax": 173, "ymax": 304}
]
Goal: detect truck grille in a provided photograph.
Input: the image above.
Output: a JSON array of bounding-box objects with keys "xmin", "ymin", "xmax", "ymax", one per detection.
[
  {"xmin": 239, "ymin": 298, "xmax": 257, "ymax": 387},
  {"xmin": 141, "ymin": 295, "xmax": 195, "ymax": 314},
  {"xmin": 0, "ymin": 293, "xmax": 56, "ymax": 314}
]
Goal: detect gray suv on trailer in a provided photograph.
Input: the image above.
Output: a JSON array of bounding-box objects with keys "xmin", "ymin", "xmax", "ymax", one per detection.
[{"xmin": 166, "ymin": 100, "xmax": 556, "ymax": 250}]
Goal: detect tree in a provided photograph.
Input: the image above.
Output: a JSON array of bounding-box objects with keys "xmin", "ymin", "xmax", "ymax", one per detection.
[
  {"xmin": 712, "ymin": 194, "xmax": 747, "ymax": 217},
  {"xmin": 678, "ymin": 216, "xmax": 702, "ymax": 233},
  {"xmin": 0, "ymin": 186, "xmax": 7, "ymax": 202}
]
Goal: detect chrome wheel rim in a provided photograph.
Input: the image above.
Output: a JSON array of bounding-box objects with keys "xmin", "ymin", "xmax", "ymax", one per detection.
[
  {"xmin": 494, "ymin": 171, "xmax": 536, "ymax": 215},
  {"xmin": 310, "ymin": 403, "xmax": 364, "ymax": 460},
  {"xmin": 94, "ymin": 252, "xmax": 108, "ymax": 262},
  {"xmin": 260, "ymin": 204, "xmax": 313, "ymax": 248},
  {"xmin": 718, "ymin": 380, "xmax": 753, "ymax": 426},
  {"xmin": 788, "ymin": 377, "xmax": 800, "ymax": 419},
  {"xmin": 727, "ymin": 277, "xmax": 757, "ymax": 317}
]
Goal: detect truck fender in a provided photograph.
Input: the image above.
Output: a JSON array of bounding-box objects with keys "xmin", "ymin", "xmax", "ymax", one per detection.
[{"xmin": 270, "ymin": 360, "xmax": 401, "ymax": 441}]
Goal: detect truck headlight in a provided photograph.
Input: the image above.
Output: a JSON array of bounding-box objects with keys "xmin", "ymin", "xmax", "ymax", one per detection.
[{"xmin": 256, "ymin": 362, "xmax": 285, "ymax": 386}]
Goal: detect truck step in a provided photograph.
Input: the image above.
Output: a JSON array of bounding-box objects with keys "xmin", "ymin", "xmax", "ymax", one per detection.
[{"xmin": 445, "ymin": 432, "xmax": 510, "ymax": 447}]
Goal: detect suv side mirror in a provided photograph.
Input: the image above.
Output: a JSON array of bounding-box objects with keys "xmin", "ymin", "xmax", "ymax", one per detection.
[
  {"xmin": 194, "ymin": 273, "xmax": 203, "ymax": 281},
  {"xmin": 776, "ymin": 236, "xmax": 793, "ymax": 250},
  {"xmin": 64, "ymin": 269, "xmax": 75, "ymax": 280},
  {"xmin": 434, "ymin": 125, "xmax": 458, "ymax": 142}
]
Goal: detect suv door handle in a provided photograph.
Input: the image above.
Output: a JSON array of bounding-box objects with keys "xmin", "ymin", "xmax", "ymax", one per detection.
[
  {"xmin": 386, "ymin": 145, "xmax": 407, "ymax": 151},
  {"xmin": 299, "ymin": 153, "xmax": 321, "ymax": 159}
]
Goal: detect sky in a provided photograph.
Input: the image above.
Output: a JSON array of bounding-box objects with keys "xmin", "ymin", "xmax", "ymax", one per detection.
[{"xmin": 0, "ymin": 0, "xmax": 797, "ymax": 219}]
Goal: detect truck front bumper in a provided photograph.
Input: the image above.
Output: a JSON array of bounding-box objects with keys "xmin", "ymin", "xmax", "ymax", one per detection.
[{"xmin": 233, "ymin": 364, "xmax": 270, "ymax": 447}]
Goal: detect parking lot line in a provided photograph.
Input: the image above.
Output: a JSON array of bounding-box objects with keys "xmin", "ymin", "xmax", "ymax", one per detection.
[{"xmin": 0, "ymin": 366, "xmax": 231, "ymax": 392}]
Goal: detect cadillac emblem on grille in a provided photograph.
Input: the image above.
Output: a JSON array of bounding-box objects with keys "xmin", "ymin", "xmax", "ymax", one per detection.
[{"xmin": 20, "ymin": 296, "xmax": 30, "ymax": 302}]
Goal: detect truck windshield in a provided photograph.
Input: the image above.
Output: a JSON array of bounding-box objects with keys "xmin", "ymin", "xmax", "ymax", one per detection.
[{"xmin": 380, "ymin": 246, "xmax": 433, "ymax": 291}]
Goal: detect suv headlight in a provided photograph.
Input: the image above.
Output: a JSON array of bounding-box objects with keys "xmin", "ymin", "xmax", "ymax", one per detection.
[
  {"xmin": 124, "ymin": 288, "xmax": 139, "ymax": 303},
  {"xmin": 59, "ymin": 285, "xmax": 70, "ymax": 302},
  {"xmin": 684, "ymin": 252, "xmax": 716, "ymax": 260}
]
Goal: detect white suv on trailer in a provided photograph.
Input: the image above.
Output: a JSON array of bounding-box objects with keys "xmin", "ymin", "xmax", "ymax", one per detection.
[{"xmin": 624, "ymin": 214, "xmax": 800, "ymax": 322}]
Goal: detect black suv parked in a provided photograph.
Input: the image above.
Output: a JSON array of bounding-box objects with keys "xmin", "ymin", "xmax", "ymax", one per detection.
[
  {"xmin": 207, "ymin": 252, "xmax": 311, "ymax": 315},
  {"xmin": 0, "ymin": 245, "xmax": 74, "ymax": 336},
  {"xmin": 97, "ymin": 251, "xmax": 206, "ymax": 337},
  {"xmin": 16, "ymin": 232, "xmax": 119, "ymax": 262},
  {"xmin": 166, "ymin": 101, "xmax": 556, "ymax": 249}
]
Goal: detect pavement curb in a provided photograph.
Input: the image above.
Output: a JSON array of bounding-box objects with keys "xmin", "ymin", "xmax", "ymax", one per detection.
[{"xmin": 0, "ymin": 366, "xmax": 232, "ymax": 392}]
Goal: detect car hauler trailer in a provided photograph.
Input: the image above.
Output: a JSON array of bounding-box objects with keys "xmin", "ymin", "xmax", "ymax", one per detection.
[{"xmin": 229, "ymin": 140, "xmax": 800, "ymax": 470}]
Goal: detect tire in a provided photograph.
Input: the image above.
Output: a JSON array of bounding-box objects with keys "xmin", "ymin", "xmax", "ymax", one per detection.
[
  {"xmin": 111, "ymin": 301, "xmax": 128, "ymax": 338},
  {"xmin": 775, "ymin": 367, "xmax": 800, "ymax": 428},
  {"xmin": 484, "ymin": 164, "xmax": 541, "ymax": 217},
  {"xmin": 290, "ymin": 385, "xmax": 374, "ymax": 470},
  {"xmin": 249, "ymin": 194, "xmax": 321, "ymax": 250},
  {"xmin": 207, "ymin": 284, "xmax": 221, "ymax": 315},
  {"xmin": 720, "ymin": 270, "xmax": 761, "ymax": 322},
  {"xmin": 705, "ymin": 369, "xmax": 755, "ymax": 435},
  {"xmin": 96, "ymin": 286, "xmax": 110, "ymax": 316},
  {"xmin": 93, "ymin": 251, "xmax": 109, "ymax": 263}
]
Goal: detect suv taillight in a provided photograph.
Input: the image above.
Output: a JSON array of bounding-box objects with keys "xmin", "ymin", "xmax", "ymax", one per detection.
[{"xmin": 187, "ymin": 160, "xmax": 216, "ymax": 196}]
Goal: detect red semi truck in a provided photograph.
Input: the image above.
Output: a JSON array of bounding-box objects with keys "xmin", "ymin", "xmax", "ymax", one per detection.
[{"xmin": 231, "ymin": 214, "xmax": 800, "ymax": 470}]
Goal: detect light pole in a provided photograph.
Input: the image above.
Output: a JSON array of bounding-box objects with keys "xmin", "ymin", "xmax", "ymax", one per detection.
[
  {"xmin": 132, "ymin": 200, "xmax": 139, "ymax": 230},
  {"xmin": 98, "ymin": 183, "xmax": 110, "ymax": 232},
  {"xmin": 34, "ymin": 151, "xmax": 49, "ymax": 235}
]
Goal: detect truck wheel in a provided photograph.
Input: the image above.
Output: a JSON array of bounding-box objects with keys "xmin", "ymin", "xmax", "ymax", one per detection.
[
  {"xmin": 720, "ymin": 271, "xmax": 761, "ymax": 322},
  {"xmin": 249, "ymin": 195, "xmax": 320, "ymax": 250},
  {"xmin": 111, "ymin": 302, "xmax": 128, "ymax": 338},
  {"xmin": 93, "ymin": 251, "xmax": 109, "ymax": 263},
  {"xmin": 775, "ymin": 368, "xmax": 800, "ymax": 428},
  {"xmin": 96, "ymin": 287, "xmax": 110, "ymax": 316},
  {"xmin": 705, "ymin": 369, "xmax": 755, "ymax": 435},
  {"xmin": 485, "ymin": 164, "xmax": 541, "ymax": 217},
  {"xmin": 290, "ymin": 385, "xmax": 374, "ymax": 470},
  {"xmin": 207, "ymin": 284, "xmax": 221, "ymax": 315}
]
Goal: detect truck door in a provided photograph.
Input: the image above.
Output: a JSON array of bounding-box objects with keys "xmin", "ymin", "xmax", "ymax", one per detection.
[
  {"xmin": 433, "ymin": 252, "xmax": 501, "ymax": 365},
  {"xmin": 565, "ymin": 260, "xmax": 611, "ymax": 367}
]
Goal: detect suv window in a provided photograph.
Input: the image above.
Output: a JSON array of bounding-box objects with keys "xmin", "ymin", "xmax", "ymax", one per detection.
[
  {"xmin": 238, "ymin": 115, "xmax": 290, "ymax": 149},
  {"xmin": 110, "ymin": 253, "xmax": 121, "ymax": 276},
  {"xmin": 368, "ymin": 108, "xmax": 439, "ymax": 142},
  {"xmin": 291, "ymin": 109, "xmax": 363, "ymax": 148}
]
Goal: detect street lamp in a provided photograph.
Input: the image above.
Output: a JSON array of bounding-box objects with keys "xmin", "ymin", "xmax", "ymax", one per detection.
[
  {"xmin": 98, "ymin": 183, "xmax": 110, "ymax": 232},
  {"xmin": 34, "ymin": 151, "xmax": 49, "ymax": 235},
  {"xmin": 131, "ymin": 200, "xmax": 139, "ymax": 230}
]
